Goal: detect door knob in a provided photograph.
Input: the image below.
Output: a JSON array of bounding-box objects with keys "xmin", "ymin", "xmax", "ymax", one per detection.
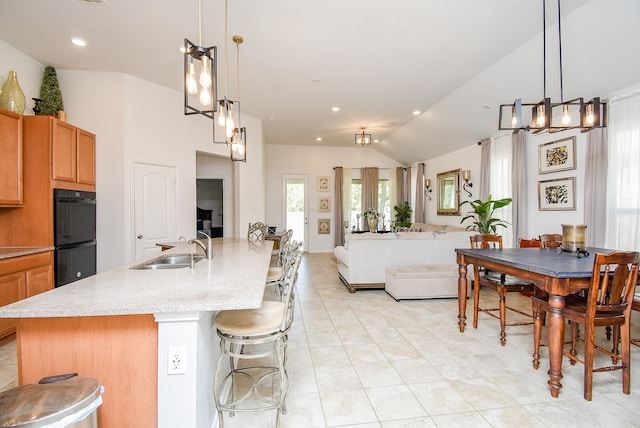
[{"xmin": 137, "ymin": 234, "xmax": 143, "ymax": 239}]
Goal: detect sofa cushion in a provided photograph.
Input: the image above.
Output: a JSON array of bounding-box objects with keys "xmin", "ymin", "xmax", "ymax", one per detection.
[{"xmin": 396, "ymin": 232, "xmax": 435, "ymax": 240}]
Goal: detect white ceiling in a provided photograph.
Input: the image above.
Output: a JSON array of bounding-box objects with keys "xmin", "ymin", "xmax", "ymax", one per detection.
[{"xmin": 1, "ymin": 0, "xmax": 638, "ymax": 165}]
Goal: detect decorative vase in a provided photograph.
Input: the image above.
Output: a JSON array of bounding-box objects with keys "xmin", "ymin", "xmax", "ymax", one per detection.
[
  {"xmin": 0, "ymin": 71, "xmax": 26, "ymax": 114},
  {"xmin": 368, "ymin": 218, "xmax": 378, "ymax": 233}
]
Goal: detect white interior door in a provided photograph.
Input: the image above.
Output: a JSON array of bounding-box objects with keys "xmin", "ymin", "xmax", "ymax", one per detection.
[
  {"xmin": 284, "ymin": 175, "xmax": 308, "ymax": 251},
  {"xmin": 134, "ymin": 162, "xmax": 177, "ymax": 261}
]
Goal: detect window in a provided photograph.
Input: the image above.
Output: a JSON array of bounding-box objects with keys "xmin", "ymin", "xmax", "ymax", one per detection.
[{"xmin": 348, "ymin": 178, "xmax": 391, "ymax": 230}]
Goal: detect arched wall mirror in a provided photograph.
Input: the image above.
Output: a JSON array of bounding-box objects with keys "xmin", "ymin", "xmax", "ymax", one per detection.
[{"xmin": 437, "ymin": 169, "xmax": 461, "ymax": 216}]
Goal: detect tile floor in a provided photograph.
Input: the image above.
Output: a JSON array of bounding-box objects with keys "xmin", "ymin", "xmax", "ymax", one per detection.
[{"xmin": 1, "ymin": 252, "xmax": 639, "ymax": 427}]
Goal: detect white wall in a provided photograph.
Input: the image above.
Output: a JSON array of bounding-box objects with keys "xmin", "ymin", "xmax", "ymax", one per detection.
[
  {"xmin": 265, "ymin": 144, "xmax": 401, "ymax": 253},
  {"xmin": 424, "ymin": 143, "xmax": 482, "ymax": 228}
]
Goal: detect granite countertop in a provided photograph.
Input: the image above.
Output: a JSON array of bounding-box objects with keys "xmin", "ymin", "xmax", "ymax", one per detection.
[
  {"xmin": 0, "ymin": 238, "xmax": 273, "ymax": 318},
  {"xmin": 0, "ymin": 246, "xmax": 54, "ymax": 260}
]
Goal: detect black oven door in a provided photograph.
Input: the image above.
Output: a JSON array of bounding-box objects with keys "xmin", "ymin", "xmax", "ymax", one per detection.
[
  {"xmin": 54, "ymin": 189, "xmax": 96, "ymax": 246},
  {"xmin": 55, "ymin": 241, "xmax": 97, "ymax": 287}
]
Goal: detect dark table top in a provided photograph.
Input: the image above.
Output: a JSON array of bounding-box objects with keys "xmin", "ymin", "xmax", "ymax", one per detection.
[{"xmin": 455, "ymin": 247, "xmax": 618, "ymax": 279}]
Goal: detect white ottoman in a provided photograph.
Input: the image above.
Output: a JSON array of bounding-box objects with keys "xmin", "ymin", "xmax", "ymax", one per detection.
[{"xmin": 385, "ymin": 264, "xmax": 459, "ymax": 300}]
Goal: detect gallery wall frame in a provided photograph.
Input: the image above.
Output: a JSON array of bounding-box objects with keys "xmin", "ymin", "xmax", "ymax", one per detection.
[
  {"xmin": 538, "ymin": 176, "xmax": 576, "ymax": 211},
  {"xmin": 538, "ymin": 136, "xmax": 576, "ymax": 174},
  {"xmin": 318, "ymin": 196, "xmax": 330, "ymax": 212},
  {"xmin": 317, "ymin": 176, "xmax": 329, "ymax": 192},
  {"xmin": 318, "ymin": 218, "xmax": 330, "ymax": 234}
]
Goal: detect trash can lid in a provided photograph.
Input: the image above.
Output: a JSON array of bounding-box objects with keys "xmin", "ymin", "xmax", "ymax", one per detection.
[{"xmin": 0, "ymin": 375, "xmax": 102, "ymax": 427}]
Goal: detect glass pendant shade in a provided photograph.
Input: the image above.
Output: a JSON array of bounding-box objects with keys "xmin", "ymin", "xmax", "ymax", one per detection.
[{"xmin": 183, "ymin": 39, "xmax": 217, "ymax": 120}]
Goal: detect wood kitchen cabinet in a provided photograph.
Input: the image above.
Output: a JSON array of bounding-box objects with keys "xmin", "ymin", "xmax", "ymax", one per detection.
[
  {"xmin": 52, "ymin": 119, "xmax": 96, "ymax": 187},
  {"xmin": 0, "ymin": 251, "xmax": 53, "ymax": 342},
  {"xmin": 0, "ymin": 108, "xmax": 23, "ymax": 206}
]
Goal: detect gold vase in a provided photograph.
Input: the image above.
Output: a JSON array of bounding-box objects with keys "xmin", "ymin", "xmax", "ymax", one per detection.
[
  {"xmin": 0, "ymin": 71, "xmax": 26, "ymax": 114},
  {"xmin": 368, "ymin": 218, "xmax": 378, "ymax": 233}
]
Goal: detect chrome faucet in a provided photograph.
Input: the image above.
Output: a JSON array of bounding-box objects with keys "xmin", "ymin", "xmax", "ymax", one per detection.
[
  {"xmin": 189, "ymin": 231, "xmax": 214, "ymax": 260},
  {"xmin": 179, "ymin": 236, "xmax": 196, "ymax": 269}
]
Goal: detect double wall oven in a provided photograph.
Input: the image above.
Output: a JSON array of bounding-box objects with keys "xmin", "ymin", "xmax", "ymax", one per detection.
[{"xmin": 54, "ymin": 189, "xmax": 97, "ymax": 287}]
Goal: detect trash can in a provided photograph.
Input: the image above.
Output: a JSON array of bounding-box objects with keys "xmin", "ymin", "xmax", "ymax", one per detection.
[{"xmin": 0, "ymin": 373, "xmax": 103, "ymax": 427}]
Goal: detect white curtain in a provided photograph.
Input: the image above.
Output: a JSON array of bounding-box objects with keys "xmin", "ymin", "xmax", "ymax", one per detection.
[
  {"xmin": 478, "ymin": 138, "xmax": 491, "ymax": 201},
  {"xmin": 490, "ymin": 134, "xmax": 514, "ymax": 247},
  {"xmin": 606, "ymin": 94, "xmax": 640, "ymax": 251},
  {"xmin": 511, "ymin": 130, "xmax": 527, "ymax": 244},
  {"xmin": 584, "ymin": 128, "xmax": 607, "ymax": 247}
]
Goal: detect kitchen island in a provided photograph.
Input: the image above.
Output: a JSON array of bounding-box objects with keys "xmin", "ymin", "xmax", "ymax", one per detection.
[{"xmin": 0, "ymin": 238, "xmax": 273, "ymax": 428}]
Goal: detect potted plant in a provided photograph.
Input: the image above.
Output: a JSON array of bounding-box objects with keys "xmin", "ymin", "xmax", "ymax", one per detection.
[
  {"xmin": 393, "ymin": 201, "xmax": 412, "ymax": 228},
  {"xmin": 363, "ymin": 208, "xmax": 380, "ymax": 232},
  {"xmin": 39, "ymin": 66, "xmax": 64, "ymax": 118},
  {"xmin": 459, "ymin": 194, "xmax": 512, "ymax": 234}
]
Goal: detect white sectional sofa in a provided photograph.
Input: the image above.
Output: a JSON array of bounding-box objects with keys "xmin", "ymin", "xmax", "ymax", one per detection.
[{"xmin": 333, "ymin": 227, "xmax": 475, "ymax": 294}]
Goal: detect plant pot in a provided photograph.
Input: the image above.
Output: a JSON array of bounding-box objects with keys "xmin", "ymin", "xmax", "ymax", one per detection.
[{"xmin": 368, "ymin": 218, "xmax": 378, "ymax": 233}]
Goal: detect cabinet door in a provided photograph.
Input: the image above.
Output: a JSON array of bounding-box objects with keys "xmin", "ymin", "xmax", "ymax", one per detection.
[
  {"xmin": 25, "ymin": 264, "xmax": 53, "ymax": 298},
  {"xmin": 52, "ymin": 120, "xmax": 77, "ymax": 182},
  {"xmin": 0, "ymin": 272, "xmax": 23, "ymax": 339},
  {"xmin": 0, "ymin": 109, "xmax": 23, "ymax": 205},
  {"xmin": 77, "ymin": 128, "xmax": 96, "ymax": 185}
]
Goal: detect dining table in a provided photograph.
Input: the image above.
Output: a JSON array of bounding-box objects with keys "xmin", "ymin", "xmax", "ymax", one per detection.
[{"xmin": 455, "ymin": 246, "xmax": 617, "ymax": 398}]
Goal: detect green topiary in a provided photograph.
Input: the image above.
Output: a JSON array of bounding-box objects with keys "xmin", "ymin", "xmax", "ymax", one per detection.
[{"xmin": 39, "ymin": 66, "xmax": 64, "ymax": 116}]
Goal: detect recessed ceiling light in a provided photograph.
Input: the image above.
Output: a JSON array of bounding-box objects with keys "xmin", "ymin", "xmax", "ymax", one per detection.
[
  {"xmin": 71, "ymin": 37, "xmax": 87, "ymax": 47},
  {"xmin": 373, "ymin": 139, "xmax": 380, "ymax": 143},
  {"xmin": 316, "ymin": 137, "xmax": 322, "ymax": 142},
  {"xmin": 413, "ymin": 110, "xmax": 421, "ymax": 116},
  {"xmin": 331, "ymin": 106, "xmax": 340, "ymax": 112}
]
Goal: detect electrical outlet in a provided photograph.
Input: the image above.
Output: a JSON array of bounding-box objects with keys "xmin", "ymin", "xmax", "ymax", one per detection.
[{"xmin": 167, "ymin": 346, "xmax": 187, "ymax": 375}]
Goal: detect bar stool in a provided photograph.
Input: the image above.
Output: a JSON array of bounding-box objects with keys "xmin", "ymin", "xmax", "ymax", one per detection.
[
  {"xmin": 248, "ymin": 222, "xmax": 267, "ymax": 243},
  {"xmin": 213, "ymin": 247, "xmax": 302, "ymax": 427}
]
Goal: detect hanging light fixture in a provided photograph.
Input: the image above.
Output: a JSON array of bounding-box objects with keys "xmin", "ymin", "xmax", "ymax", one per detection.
[
  {"xmin": 229, "ymin": 34, "xmax": 246, "ymax": 162},
  {"xmin": 184, "ymin": 0, "xmax": 217, "ymax": 123},
  {"xmin": 498, "ymin": 0, "xmax": 606, "ymax": 133},
  {"xmin": 355, "ymin": 127, "xmax": 372, "ymax": 146},
  {"xmin": 216, "ymin": 0, "xmax": 245, "ymax": 161}
]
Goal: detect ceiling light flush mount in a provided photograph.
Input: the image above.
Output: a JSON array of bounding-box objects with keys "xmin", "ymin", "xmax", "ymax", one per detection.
[
  {"xmin": 184, "ymin": 0, "xmax": 217, "ymax": 123},
  {"xmin": 355, "ymin": 127, "xmax": 372, "ymax": 146},
  {"xmin": 498, "ymin": 0, "xmax": 606, "ymax": 133}
]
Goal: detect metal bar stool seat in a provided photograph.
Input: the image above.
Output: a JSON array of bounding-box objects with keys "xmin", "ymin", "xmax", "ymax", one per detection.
[{"xmin": 214, "ymin": 249, "xmax": 302, "ymax": 427}]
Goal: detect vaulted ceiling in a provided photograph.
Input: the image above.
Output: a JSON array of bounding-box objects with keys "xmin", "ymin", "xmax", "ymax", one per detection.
[{"xmin": 1, "ymin": 0, "xmax": 638, "ymax": 165}]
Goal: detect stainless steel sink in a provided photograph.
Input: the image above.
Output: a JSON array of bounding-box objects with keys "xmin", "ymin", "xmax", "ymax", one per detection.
[{"xmin": 130, "ymin": 253, "xmax": 205, "ymax": 270}]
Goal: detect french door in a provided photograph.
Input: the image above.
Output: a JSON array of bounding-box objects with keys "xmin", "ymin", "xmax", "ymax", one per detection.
[{"xmin": 283, "ymin": 175, "xmax": 308, "ymax": 251}]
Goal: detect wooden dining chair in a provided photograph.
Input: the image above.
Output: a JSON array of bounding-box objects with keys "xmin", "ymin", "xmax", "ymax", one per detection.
[
  {"xmin": 518, "ymin": 238, "xmax": 543, "ymax": 248},
  {"xmin": 532, "ymin": 251, "xmax": 639, "ymax": 401},
  {"xmin": 631, "ymin": 291, "xmax": 640, "ymax": 347},
  {"xmin": 469, "ymin": 234, "xmax": 536, "ymax": 346},
  {"xmin": 539, "ymin": 233, "xmax": 563, "ymax": 248}
]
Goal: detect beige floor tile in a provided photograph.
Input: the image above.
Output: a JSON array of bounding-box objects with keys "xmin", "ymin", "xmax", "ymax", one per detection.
[
  {"xmin": 319, "ymin": 388, "xmax": 378, "ymax": 426},
  {"xmin": 365, "ymin": 385, "xmax": 427, "ymax": 421}
]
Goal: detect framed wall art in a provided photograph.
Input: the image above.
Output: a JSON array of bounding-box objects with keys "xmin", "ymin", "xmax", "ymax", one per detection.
[
  {"xmin": 318, "ymin": 218, "xmax": 330, "ymax": 234},
  {"xmin": 317, "ymin": 176, "xmax": 330, "ymax": 192},
  {"xmin": 538, "ymin": 177, "xmax": 576, "ymax": 211},
  {"xmin": 538, "ymin": 136, "xmax": 576, "ymax": 174},
  {"xmin": 318, "ymin": 196, "xmax": 330, "ymax": 212}
]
